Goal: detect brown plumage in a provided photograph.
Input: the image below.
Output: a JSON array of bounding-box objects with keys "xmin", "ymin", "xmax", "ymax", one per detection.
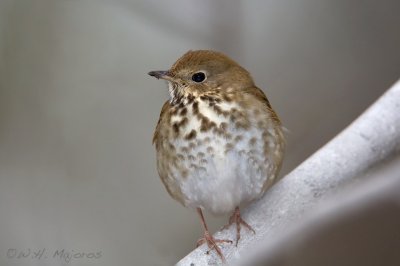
[{"xmin": 149, "ymin": 50, "xmax": 285, "ymax": 262}]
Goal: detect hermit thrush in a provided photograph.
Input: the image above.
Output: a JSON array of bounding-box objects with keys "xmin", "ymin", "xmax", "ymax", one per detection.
[{"xmin": 149, "ymin": 50, "xmax": 285, "ymax": 262}]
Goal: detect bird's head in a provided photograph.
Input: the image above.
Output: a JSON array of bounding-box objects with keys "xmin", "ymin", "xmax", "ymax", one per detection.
[{"xmin": 148, "ymin": 50, "xmax": 254, "ymax": 104}]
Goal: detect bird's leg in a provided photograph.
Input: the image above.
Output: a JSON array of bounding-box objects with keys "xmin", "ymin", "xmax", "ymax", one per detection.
[
  {"xmin": 196, "ymin": 208, "xmax": 232, "ymax": 263},
  {"xmin": 221, "ymin": 206, "xmax": 255, "ymax": 246}
]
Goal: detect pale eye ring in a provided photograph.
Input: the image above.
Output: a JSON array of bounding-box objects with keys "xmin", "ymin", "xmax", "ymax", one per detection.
[{"xmin": 191, "ymin": 71, "xmax": 206, "ymax": 83}]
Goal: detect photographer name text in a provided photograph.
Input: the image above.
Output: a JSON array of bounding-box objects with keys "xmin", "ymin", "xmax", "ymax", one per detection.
[{"xmin": 6, "ymin": 248, "xmax": 102, "ymax": 263}]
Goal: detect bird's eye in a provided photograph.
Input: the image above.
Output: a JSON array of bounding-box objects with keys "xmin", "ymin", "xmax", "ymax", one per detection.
[{"xmin": 191, "ymin": 72, "xmax": 206, "ymax": 83}]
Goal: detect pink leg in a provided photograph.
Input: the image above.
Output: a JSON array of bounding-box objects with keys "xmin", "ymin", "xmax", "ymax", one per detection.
[
  {"xmin": 222, "ymin": 207, "xmax": 255, "ymax": 246},
  {"xmin": 196, "ymin": 208, "xmax": 232, "ymax": 263}
]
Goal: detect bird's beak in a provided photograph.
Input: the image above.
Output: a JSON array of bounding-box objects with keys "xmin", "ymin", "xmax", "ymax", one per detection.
[{"xmin": 148, "ymin": 70, "xmax": 173, "ymax": 81}]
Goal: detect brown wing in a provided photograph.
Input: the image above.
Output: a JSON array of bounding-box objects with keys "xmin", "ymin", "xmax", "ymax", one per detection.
[
  {"xmin": 152, "ymin": 100, "xmax": 171, "ymax": 145},
  {"xmin": 243, "ymin": 86, "xmax": 281, "ymax": 124}
]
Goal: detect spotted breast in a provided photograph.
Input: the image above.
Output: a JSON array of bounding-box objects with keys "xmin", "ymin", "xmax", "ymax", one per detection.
[{"xmin": 153, "ymin": 88, "xmax": 284, "ymax": 215}]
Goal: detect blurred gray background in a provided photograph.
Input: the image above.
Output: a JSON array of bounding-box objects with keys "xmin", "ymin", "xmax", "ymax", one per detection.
[{"xmin": 0, "ymin": 0, "xmax": 399, "ymax": 265}]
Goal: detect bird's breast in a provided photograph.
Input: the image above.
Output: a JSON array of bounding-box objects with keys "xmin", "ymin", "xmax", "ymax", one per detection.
[{"xmin": 156, "ymin": 95, "xmax": 284, "ymax": 214}]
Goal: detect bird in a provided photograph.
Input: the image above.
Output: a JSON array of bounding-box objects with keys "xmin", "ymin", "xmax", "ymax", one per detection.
[{"xmin": 149, "ymin": 50, "xmax": 285, "ymax": 262}]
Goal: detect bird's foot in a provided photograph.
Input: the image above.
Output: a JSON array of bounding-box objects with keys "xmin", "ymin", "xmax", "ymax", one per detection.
[
  {"xmin": 196, "ymin": 230, "xmax": 232, "ymax": 263},
  {"xmin": 222, "ymin": 207, "xmax": 256, "ymax": 246}
]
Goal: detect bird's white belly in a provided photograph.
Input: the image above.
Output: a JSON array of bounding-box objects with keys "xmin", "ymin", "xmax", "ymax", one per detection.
[{"xmin": 173, "ymin": 129, "xmax": 271, "ymax": 215}]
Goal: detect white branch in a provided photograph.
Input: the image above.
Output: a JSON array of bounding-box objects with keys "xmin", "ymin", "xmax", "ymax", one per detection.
[{"xmin": 176, "ymin": 79, "xmax": 400, "ymax": 266}]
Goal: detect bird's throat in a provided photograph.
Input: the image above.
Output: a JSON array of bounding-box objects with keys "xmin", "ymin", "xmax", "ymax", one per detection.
[{"xmin": 168, "ymin": 82, "xmax": 185, "ymax": 105}]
